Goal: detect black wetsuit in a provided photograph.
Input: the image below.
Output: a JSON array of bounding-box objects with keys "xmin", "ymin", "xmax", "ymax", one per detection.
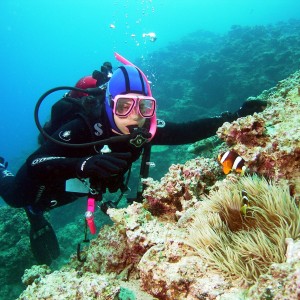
[{"xmin": 0, "ymin": 102, "xmax": 229, "ymax": 212}]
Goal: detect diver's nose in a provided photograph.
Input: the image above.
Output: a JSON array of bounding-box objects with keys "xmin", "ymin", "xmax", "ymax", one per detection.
[{"xmin": 129, "ymin": 106, "xmax": 141, "ymax": 120}]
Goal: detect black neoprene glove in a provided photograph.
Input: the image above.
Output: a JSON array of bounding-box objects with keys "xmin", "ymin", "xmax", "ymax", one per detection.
[
  {"xmin": 76, "ymin": 152, "xmax": 131, "ymax": 179},
  {"xmin": 234, "ymin": 99, "xmax": 267, "ymax": 118},
  {"xmin": 223, "ymin": 99, "xmax": 268, "ymax": 122}
]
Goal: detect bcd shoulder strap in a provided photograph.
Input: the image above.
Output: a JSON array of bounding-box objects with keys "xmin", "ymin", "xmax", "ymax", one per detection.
[{"xmin": 76, "ymin": 95, "xmax": 105, "ymax": 142}]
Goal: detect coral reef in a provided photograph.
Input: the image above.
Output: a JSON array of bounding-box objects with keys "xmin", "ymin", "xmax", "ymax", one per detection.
[
  {"xmin": 142, "ymin": 157, "xmax": 222, "ymax": 219},
  {"xmin": 217, "ymin": 70, "xmax": 300, "ymax": 185},
  {"xmin": 82, "ymin": 202, "xmax": 188, "ymax": 278},
  {"xmin": 17, "ymin": 68, "xmax": 300, "ymax": 299},
  {"xmin": 145, "ymin": 20, "xmax": 300, "ymax": 121},
  {"xmin": 3, "ymin": 21, "xmax": 299, "ymax": 300},
  {"xmin": 21, "ymin": 264, "xmax": 51, "ymax": 286},
  {"xmin": 0, "ymin": 196, "xmax": 113, "ymax": 300},
  {"xmin": 19, "ymin": 270, "xmax": 121, "ymax": 300},
  {"xmin": 0, "ymin": 207, "xmax": 35, "ymax": 299}
]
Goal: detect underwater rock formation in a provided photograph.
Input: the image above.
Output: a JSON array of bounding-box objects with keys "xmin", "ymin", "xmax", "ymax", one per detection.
[
  {"xmin": 0, "ymin": 207, "xmax": 35, "ymax": 299},
  {"xmin": 20, "ymin": 269, "xmax": 122, "ymax": 299},
  {"xmin": 217, "ymin": 70, "xmax": 300, "ymax": 187},
  {"xmin": 142, "ymin": 157, "xmax": 222, "ymax": 219},
  {"xmin": 147, "ymin": 19, "xmax": 300, "ymax": 121}
]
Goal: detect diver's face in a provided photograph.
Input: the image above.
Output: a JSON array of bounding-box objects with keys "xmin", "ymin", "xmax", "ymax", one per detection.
[{"xmin": 113, "ymin": 100, "xmax": 146, "ymax": 134}]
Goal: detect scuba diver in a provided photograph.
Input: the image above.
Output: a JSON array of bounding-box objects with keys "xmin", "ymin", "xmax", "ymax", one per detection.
[{"xmin": 0, "ymin": 53, "xmax": 267, "ymax": 265}]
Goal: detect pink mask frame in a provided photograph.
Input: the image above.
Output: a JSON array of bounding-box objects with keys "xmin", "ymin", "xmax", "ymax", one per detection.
[{"xmin": 112, "ymin": 93, "xmax": 156, "ymax": 118}]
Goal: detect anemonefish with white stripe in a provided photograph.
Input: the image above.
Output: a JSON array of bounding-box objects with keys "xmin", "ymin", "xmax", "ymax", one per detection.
[
  {"xmin": 218, "ymin": 150, "xmax": 247, "ymax": 175},
  {"xmin": 240, "ymin": 190, "xmax": 250, "ymax": 216}
]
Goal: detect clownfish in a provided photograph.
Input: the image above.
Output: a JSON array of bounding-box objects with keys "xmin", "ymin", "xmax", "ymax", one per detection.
[
  {"xmin": 240, "ymin": 190, "xmax": 250, "ymax": 216},
  {"xmin": 218, "ymin": 150, "xmax": 247, "ymax": 175}
]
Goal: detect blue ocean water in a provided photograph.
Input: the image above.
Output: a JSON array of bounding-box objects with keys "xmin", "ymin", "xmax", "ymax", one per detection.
[
  {"xmin": 0, "ymin": 0, "xmax": 299, "ymax": 170},
  {"xmin": 0, "ymin": 2, "xmax": 300, "ymax": 299}
]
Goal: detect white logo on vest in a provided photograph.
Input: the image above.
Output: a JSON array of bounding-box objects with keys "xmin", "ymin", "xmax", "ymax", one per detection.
[
  {"xmin": 94, "ymin": 123, "xmax": 103, "ymax": 136},
  {"xmin": 59, "ymin": 130, "xmax": 71, "ymax": 141}
]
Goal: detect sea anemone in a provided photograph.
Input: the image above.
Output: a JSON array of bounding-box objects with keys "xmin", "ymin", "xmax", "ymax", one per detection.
[{"xmin": 188, "ymin": 175, "xmax": 300, "ymax": 284}]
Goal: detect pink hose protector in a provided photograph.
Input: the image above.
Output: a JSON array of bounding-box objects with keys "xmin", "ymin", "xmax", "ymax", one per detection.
[{"xmin": 85, "ymin": 197, "xmax": 96, "ymax": 234}]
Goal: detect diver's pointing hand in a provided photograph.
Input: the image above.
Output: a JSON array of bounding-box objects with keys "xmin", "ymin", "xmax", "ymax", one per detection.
[{"xmin": 235, "ymin": 99, "xmax": 268, "ymax": 118}]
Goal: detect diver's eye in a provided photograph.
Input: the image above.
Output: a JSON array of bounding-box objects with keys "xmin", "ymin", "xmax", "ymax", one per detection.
[
  {"xmin": 115, "ymin": 98, "xmax": 135, "ymax": 116},
  {"xmin": 139, "ymin": 99, "xmax": 155, "ymax": 117}
]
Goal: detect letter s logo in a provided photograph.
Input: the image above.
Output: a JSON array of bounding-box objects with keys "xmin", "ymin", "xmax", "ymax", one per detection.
[{"xmin": 94, "ymin": 123, "xmax": 103, "ymax": 136}]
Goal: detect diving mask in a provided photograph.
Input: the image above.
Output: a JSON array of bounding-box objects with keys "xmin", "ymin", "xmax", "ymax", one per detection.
[{"xmin": 112, "ymin": 93, "xmax": 156, "ymax": 118}]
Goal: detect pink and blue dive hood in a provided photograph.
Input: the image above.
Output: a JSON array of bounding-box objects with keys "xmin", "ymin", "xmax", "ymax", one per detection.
[{"xmin": 105, "ymin": 53, "xmax": 157, "ymax": 141}]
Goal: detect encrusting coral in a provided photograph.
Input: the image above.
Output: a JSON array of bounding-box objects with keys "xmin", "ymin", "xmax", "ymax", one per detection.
[
  {"xmin": 187, "ymin": 175, "xmax": 300, "ymax": 284},
  {"xmin": 217, "ymin": 70, "xmax": 300, "ymax": 184},
  {"xmin": 142, "ymin": 157, "xmax": 222, "ymax": 220}
]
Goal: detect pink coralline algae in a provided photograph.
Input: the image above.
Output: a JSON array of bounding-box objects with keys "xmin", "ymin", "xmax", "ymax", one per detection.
[
  {"xmin": 217, "ymin": 70, "xmax": 300, "ymax": 185},
  {"xmin": 142, "ymin": 157, "xmax": 222, "ymax": 218},
  {"xmin": 218, "ymin": 115, "xmax": 267, "ymax": 147}
]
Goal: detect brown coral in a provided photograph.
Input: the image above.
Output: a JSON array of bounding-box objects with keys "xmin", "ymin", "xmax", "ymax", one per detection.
[
  {"xmin": 217, "ymin": 71, "xmax": 300, "ymax": 183},
  {"xmin": 218, "ymin": 115, "xmax": 267, "ymax": 147},
  {"xmin": 142, "ymin": 157, "xmax": 222, "ymax": 219}
]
